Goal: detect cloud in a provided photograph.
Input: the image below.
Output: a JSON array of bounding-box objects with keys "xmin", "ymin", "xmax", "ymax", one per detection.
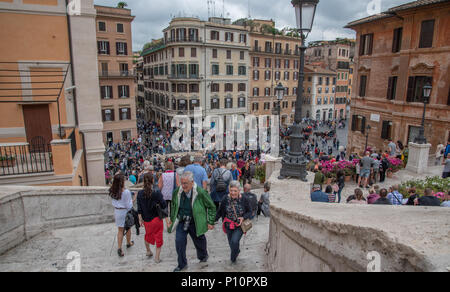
[{"xmin": 94, "ymin": 0, "xmax": 412, "ymax": 51}]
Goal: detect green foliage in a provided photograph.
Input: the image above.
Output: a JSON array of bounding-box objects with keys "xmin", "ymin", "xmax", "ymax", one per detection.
[
  {"xmin": 255, "ymin": 164, "xmax": 266, "ymax": 182},
  {"xmin": 398, "ymin": 176, "xmax": 449, "ymax": 198},
  {"xmin": 117, "ymin": 2, "xmax": 128, "ymax": 8},
  {"xmin": 0, "ymin": 155, "xmax": 15, "ymax": 161}
]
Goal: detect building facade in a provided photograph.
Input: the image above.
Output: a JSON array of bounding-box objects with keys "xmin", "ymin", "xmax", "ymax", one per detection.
[
  {"xmin": 346, "ymin": 0, "xmax": 450, "ymax": 154},
  {"xmin": 95, "ymin": 5, "xmax": 137, "ymax": 144},
  {"xmin": 302, "ymin": 67, "xmax": 337, "ymax": 122},
  {"xmin": 141, "ymin": 17, "xmax": 249, "ymax": 128},
  {"xmin": 0, "ymin": 0, "xmax": 105, "ymax": 186},
  {"xmin": 246, "ymin": 20, "xmax": 304, "ymax": 126},
  {"xmin": 306, "ymin": 39, "xmax": 355, "ymax": 120}
]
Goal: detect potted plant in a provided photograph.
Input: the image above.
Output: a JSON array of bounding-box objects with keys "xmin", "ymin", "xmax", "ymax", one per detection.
[
  {"xmin": 0, "ymin": 155, "xmax": 16, "ymax": 167},
  {"xmin": 255, "ymin": 164, "xmax": 266, "ymax": 184},
  {"xmin": 344, "ymin": 167, "xmax": 354, "ymax": 182}
]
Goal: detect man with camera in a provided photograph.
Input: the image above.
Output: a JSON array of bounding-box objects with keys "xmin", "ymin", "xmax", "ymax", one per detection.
[{"xmin": 167, "ymin": 171, "xmax": 216, "ymax": 272}]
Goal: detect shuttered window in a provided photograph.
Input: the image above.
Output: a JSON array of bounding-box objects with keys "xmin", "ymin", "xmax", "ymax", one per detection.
[
  {"xmin": 419, "ymin": 20, "xmax": 434, "ymax": 48},
  {"xmin": 116, "ymin": 42, "xmax": 128, "ymax": 55},
  {"xmin": 386, "ymin": 76, "xmax": 397, "ymax": 100},
  {"xmin": 381, "ymin": 121, "xmax": 392, "ymax": 140},
  {"xmin": 98, "ymin": 41, "xmax": 110, "ymax": 55},
  {"xmin": 392, "ymin": 27, "xmax": 402, "ymax": 53},
  {"xmin": 102, "ymin": 109, "xmax": 114, "ymax": 122},
  {"xmin": 359, "ymin": 75, "xmax": 367, "ymax": 97},
  {"xmin": 351, "ymin": 115, "xmax": 366, "ymax": 133},
  {"xmin": 359, "ymin": 34, "xmax": 373, "ymax": 56},
  {"xmin": 406, "ymin": 76, "xmax": 433, "ymax": 103}
]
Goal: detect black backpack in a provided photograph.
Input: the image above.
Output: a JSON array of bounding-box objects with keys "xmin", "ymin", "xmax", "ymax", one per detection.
[{"xmin": 215, "ymin": 169, "xmax": 227, "ymax": 193}]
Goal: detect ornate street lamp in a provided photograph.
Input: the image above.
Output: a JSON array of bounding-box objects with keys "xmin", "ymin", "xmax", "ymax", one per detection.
[
  {"xmin": 274, "ymin": 83, "xmax": 285, "ymax": 156},
  {"xmin": 279, "ymin": 0, "xmax": 319, "ymax": 181},
  {"xmin": 364, "ymin": 124, "xmax": 371, "ymax": 152},
  {"xmin": 275, "ymin": 82, "xmax": 285, "ymax": 101},
  {"xmin": 414, "ymin": 83, "xmax": 432, "ymax": 144}
]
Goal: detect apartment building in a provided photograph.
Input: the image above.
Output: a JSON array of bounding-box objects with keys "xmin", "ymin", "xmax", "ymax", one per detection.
[
  {"xmin": 306, "ymin": 39, "xmax": 355, "ymax": 120},
  {"xmin": 302, "ymin": 66, "xmax": 337, "ymax": 122},
  {"xmin": 346, "ymin": 0, "xmax": 450, "ymax": 154},
  {"xmin": 246, "ymin": 20, "xmax": 305, "ymax": 126},
  {"xmin": 141, "ymin": 17, "xmax": 249, "ymax": 128},
  {"xmin": 0, "ymin": 0, "xmax": 105, "ymax": 186},
  {"xmin": 96, "ymin": 5, "xmax": 137, "ymax": 144}
]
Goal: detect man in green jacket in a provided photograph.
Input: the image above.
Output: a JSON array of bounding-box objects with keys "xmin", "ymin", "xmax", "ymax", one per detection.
[{"xmin": 167, "ymin": 171, "xmax": 216, "ymax": 272}]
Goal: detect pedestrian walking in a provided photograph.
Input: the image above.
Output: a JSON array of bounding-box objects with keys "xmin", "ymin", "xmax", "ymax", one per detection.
[
  {"xmin": 137, "ymin": 173, "xmax": 167, "ymax": 263},
  {"xmin": 167, "ymin": 171, "xmax": 216, "ymax": 272},
  {"xmin": 110, "ymin": 174, "xmax": 135, "ymax": 257},
  {"xmin": 216, "ymin": 181, "xmax": 252, "ymax": 264}
]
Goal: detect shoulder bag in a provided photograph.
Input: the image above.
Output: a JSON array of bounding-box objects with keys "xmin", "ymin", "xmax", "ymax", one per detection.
[{"xmin": 231, "ymin": 200, "xmax": 252, "ymax": 233}]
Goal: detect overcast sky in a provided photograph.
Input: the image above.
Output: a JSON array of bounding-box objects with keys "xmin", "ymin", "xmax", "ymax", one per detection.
[{"xmin": 94, "ymin": 0, "xmax": 412, "ymax": 52}]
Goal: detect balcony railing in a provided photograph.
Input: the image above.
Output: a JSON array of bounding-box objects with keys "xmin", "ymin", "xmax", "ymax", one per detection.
[
  {"xmin": 253, "ymin": 46, "xmax": 262, "ymax": 52},
  {"xmin": 168, "ymin": 74, "xmax": 200, "ymax": 80},
  {"xmin": 99, "ymin": 71, "xmax": 136, "ymax": 78},
  {"xmin": 0, "ymin": 142, "xmax": 53, "ymax": 176},
  {"xmin": 166, "ymin": 37, "xmax": 203, "ymax": 44},
  {"xmin": 284, "ymin": 49, "xmax": 292, "ymax": 55}
]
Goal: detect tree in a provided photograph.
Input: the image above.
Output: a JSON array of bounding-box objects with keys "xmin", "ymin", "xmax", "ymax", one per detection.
[{"xmin": 117, "ymin": 2, "xmax": 128, "ymax": 8}]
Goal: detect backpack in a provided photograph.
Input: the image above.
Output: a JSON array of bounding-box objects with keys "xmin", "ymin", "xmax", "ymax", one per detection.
[{"xmin": 215, "ymin": 169, "xmax": 227, "ymax": 193}]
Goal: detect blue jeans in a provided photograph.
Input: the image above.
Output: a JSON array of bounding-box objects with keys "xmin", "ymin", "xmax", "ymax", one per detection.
[
  {"xmin": 225, "ymin": 225, "xmax": 244, "ymax": 262},
  {"xmin": 175, "ymin": 219, "xmax": 208, "ymax": 269},
  {"xmin": 337, "ymin": 188, "xmax": 343, "ymax": 203}
]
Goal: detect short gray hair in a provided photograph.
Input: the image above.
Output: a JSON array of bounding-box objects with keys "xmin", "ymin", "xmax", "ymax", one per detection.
[
  {"xmin": 229, "ymin": 180, "xmax": 241, "ymax": 190},
  {"xmin": 180, "ymin": 171, "xmax": 194, "ymax": 182}
]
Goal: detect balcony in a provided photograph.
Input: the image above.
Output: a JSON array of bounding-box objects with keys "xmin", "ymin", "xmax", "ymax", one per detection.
[
  {"xmin": 99, "ymin": 71, "xmax": 136, "ymax": 78},
  {"xmin": 265, "ymin": 47, "xmax": 273, "ymax": 53},
  {"xmin": 165, "ymin": 37, "xmax": 203, "ymax": 44},
  {"xmin": 253, "ymin": 46, "xmax": 262, "ymax": 52},
  {"xmin": 0, "ymin": 142, "xmax": 53, "ymax": 176},
  {"xmin": 284, "ymin": 49, "xmax": 292, "ymax": 55},
  {"xmin": 168, "ymin": 74, "xmax": 201, "ymax": 80}
]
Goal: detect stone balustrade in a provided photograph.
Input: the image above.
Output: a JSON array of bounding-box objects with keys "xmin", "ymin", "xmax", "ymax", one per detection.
[
  {"xmin": 0, "ymin": 186, "xmax": 113, "ymax": 255},
  {"xmin": 267, "ymin": 170, "xmax": 450, "ymax": 272}
]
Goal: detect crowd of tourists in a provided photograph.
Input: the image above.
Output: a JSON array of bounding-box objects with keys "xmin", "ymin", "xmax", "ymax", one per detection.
[
  {"xmin": 106, "ymin": 115, "xmax": 449, "ymax": 271},
  {"xmin": 310, "ymin": 140, "xmax": 450, "ymax": 207},
  {"xmin": 109, "ymin": 151, "xmax": 271, "ymax": 271}
]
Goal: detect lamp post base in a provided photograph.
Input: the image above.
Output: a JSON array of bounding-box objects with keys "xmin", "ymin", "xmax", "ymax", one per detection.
[{"xmin": 278, "ymin": 154, "xmax": 308, "ymax": 182}]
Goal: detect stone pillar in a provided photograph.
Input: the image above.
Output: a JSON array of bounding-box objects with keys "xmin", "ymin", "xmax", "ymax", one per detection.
[
  {"xmin": 405, "ymin": 142, "xmax": 431, "ymax": 174},
  {"xmin": 69, "ymin": 0, "xmax": 106, "ymax": 186},
  {"xmin": 264, "ymin": 155, "xmax": 282, "ymax": 180},
  {"xmin": 50, "ymin": 139, "xmax": 73, "ymax": 175}
]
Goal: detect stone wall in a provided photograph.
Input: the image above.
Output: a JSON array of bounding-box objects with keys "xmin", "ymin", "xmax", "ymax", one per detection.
[
  {"xmin": 0, "ymin": 186, "xmax": 113, "ymax": 255},
  {"xmin": 267, "ymin": 171, "xmax": 450, "ymax": 272}
]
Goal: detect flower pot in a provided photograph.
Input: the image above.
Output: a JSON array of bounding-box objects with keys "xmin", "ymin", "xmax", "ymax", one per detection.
[
  {"xmin": 0, "ymin": 158, "xmax": 16, "ymax": 167},
  {"xmin": 345, "ymin": 175, "xmax": 351, "ymax": 182}
]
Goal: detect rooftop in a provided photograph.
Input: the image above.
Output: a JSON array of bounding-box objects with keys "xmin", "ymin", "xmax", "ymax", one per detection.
[{"xmin": 345, "ymin": 0, "xmax": 449, "ymax": 28}]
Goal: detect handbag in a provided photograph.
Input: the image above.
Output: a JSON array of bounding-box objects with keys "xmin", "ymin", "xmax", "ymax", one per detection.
[
  {"xmin": 155, "ymin": 203, "xmax": 168, "ymax": 219},
  {"xmin": 231, "ymin": 200, "xmax": 252, "ymax": 233}
]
